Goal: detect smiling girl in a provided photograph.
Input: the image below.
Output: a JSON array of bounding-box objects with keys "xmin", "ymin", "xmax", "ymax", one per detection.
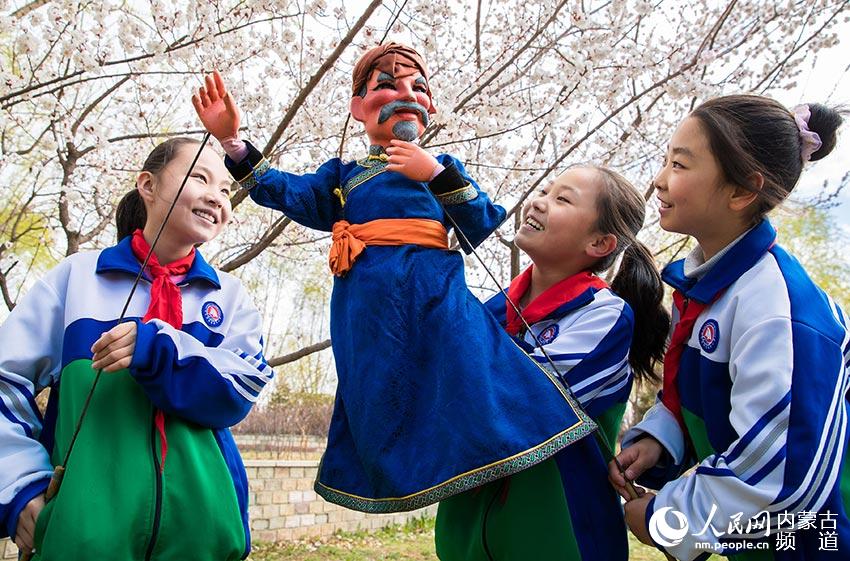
[
  {"xmin": 436, "ymin": 165, "xmax": 669, "ymax": 560},
  {"xmin": 0, "ymin": 138, "xmax": 272, "ymax": 560},
  {"xmin": 610, "ymin": 96, "xmax": 849, "ymax": 560}
]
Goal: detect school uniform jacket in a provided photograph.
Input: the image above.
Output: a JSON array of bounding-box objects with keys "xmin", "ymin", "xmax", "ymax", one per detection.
[
  {"xmin": 436, "ymin": 273, "xmax": 632, "ymax": 561},
  {"xmin": 0, "ymin": 237, "xmax": 273, "ymax": 560},
  {"xmin": 623, "ymin": 220, "xmax": 850, "ymax": 560}
]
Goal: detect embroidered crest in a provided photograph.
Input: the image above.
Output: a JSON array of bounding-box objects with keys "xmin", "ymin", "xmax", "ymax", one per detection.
[
  {"xmin": 699, "ymin": 319, "xmax": 719, "ymax": 353},
  {"xmin": 202, "ymin": 301, "xmax": 224, "ymax": 327},
  {"xmin": 538, "ymin": 324, "xmax": 560, "ymax": 345}
]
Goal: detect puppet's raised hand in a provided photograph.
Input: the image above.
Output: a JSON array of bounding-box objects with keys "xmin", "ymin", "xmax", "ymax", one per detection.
[
  {"xmin": 386, "ymin": 140, "xmax": 442, "ymax": 182},
  {"xmin": 192, "ymin": 70, "xmax": 240, "ymax": 141}
]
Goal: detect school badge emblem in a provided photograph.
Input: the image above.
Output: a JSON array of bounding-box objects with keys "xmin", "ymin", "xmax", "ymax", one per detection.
[
  {"xmin": 538, "ymin": 324, "xmax": 559, "ymax": 345},
  {"xmin": 699, "ymin": 319, "xmax": 719, "ymax": 353},
  {"xmin": 202, "ymin": 301, "xmax": 224, "ymax": 327}
]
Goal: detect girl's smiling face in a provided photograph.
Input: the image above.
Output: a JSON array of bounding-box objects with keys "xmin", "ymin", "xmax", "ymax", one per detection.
[
  {"xmin": 515, "ymin": 167, "xmax": 611, "ymax": 270},
  {"xmin": 653, "ymin": 116, "xmax": 753, "ymax": 258},
  {"xmin": 138, "ymin": 144, "xmax": 232, "ymax": 251}
]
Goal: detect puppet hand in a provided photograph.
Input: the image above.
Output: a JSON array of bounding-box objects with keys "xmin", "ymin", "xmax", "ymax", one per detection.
[
  {"xmin": 386, "ymin": 140, "xmax": 441, "ymax": 182},
  {"xmin": 192, "ymin": 70, "xmax": 240, "ymax": 141},
  {"xmin": 15, "ymin": 493, "xmax": 45, "ymax": 554},
  {"xmin": 608, "ymin": 436, "xmax": 664, "ymax": 500},
  {"xmin": 624, "ymin": 492, "xmax": 656, "ymax": 546},
  {"xmin": 91, "ymin": 321, "xmax": 137, "ymax": 372}
]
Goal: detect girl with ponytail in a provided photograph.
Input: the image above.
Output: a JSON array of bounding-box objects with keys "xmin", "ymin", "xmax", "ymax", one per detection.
[
  {"xmin": 436, "ymin": 165, "xmax": 669, "ymax": 561},
  {"xmin": 3, "ymin": 138, "xmax": 272, "ymax": 560},
  {"xmin": 611, "ymin": 95, "xmax": 849, "ymax": 560}
]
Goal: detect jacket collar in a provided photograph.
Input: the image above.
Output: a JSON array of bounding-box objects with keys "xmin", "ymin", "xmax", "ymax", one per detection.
[
  {"xmin": 662, "ymin": 219, "xmax": 776, "ymax": 304},
  {"xmin": 96, "ymin": 236, "xmax": 220, "ymax": 288},
  {"xmin": 503, "ymin": 266, "xmax": 608, "ymax": 334}
]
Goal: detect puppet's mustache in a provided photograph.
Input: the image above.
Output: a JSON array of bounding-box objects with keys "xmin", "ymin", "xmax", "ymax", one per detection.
[{"xmin": 378, "ymin": 101, "xmax": 430, "ymax": 127}]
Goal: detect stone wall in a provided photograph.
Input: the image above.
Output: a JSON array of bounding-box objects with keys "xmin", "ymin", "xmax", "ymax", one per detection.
[
  {"xmin": 245, "ymin": 459, "xmax": 436, "ymax": 543},
  {"xmin": 2, "ymin": 459, "xmax": 436, "ymax": 559}
]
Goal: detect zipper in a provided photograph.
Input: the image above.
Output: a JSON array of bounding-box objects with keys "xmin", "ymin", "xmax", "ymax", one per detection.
[{"xmin": 144, "ymin": 411, "xmax": 163, "ymax": 561}]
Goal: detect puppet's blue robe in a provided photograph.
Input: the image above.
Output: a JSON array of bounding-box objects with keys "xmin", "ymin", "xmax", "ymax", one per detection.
[{"xmin": 227, "ymin": 144, "xmax": 595, "ymax": 512}]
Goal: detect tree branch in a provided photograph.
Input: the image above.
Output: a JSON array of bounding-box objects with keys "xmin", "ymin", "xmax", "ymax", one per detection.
[
  {"xmin": 231, "ymin": 0, "xmax": 385, "ymax": 210},
  {"xmin": 267, "ymin": 339, "xmax": 332, "ymax": 367},
  {"xmin": 503, "ymin": 0, "xmax": 740, "ymax": 221},
  {"xmin": 11, "ymin": 0, "xmax": 49, "ymax": 18},
  {"xmin": 0, "ymin": 261, "xmax": 18, "ymax": 311},
  {"xmin": 753, "ymin": 4, "xmax": 844, "ymax": 92},
  {"xmin": 71, "ymin": 76, "xmax": 131, "ymax": 136},
  {"xmin": 220, "ymin": 215, "xmax": 292, "ymax": 272}
]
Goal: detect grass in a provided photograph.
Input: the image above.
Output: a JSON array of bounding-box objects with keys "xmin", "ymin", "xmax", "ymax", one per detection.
[{"xmin": 248, "ymin": 516, "xmax": 684, "ymax": 560}]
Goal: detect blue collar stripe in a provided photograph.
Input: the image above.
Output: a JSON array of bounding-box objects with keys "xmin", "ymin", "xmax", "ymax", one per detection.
[
  {"xmin": 662, "ymin": 220, "xmax": 777, "ymax": 303},
  {"xmin": 96, "ymin": 236, "xmax": 220, "ymax": 288}
]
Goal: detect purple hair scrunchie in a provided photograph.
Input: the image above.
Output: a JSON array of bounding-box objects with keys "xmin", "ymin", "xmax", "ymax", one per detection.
[{"xmin": 792, "ymin": 104, "xmax": 823, "ymax": 163}]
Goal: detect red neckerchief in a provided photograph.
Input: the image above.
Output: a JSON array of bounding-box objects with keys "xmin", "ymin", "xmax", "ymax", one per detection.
[
  {"xmin": 130, "ymin": 229, "xmax": 195, "ymax": 329},
  {"xmin": 660, "ymin": 291, "xmax": 708, "ymax": 430},
  {"xmin": 505, "ymin": 266, "xmax": 609, "ymax": 336},
  {"xmin": 129, "ymin": 228, "xmax": 196, "ymax": 472}
]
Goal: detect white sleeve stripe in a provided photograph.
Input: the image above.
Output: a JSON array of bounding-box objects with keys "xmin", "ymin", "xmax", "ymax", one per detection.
[
  {"xmin": 570, "ymin": 352, "xmax": 629, "ymax": 394},
  {"xmin": 237, "ymin": 355, "xmax": 273, "ymax": 379},
  {"xmin": 238, "ymin": 349, "xmax": 272, "ymax": 371},
  {"xmin": 531, "ymin": 355, "xmax": 582, "ymax": 368},
  {"xmin": 772, "ymin": 356, "xmax": 849, "ymax": 511},
  {"xmin": 812, "ymin": 412, "xmax": 847, "ymax": 514},
  {"xmin": 592, "ymin": 370, "xmax": 632, "ymax": 400},
  {"xmin": 225, "ymin": 371, "xmax": 261, "ymax": 397},
  {"xmin": 725, "ymin": 405, "xmax": 790, "ymax": 475},
  {"xmin": 788, "ymin": 406, "xmax": 847, "ymax": 515},
  {"xmin": 728, "ymin": 431, "xmax": 787, "ymax": 483},
  {"xmin": 221, "ymin": 373, "xmax": 259, "ymax": 402},
  {"xmin": 799, "ymin": 393, "xmax": 848, "ymax": 512},
  {"xmin": 229, "ymin": 372, "xmax": 265, "ymax": 393},
  {"xmin": 827, "ymin": 295, "xmax": 846, "ymax": 329},
  {"xmin": 156, "ymin": 324, "xmax": 274, "ymax": 388},
  {"xmin": 235, "ymin": 349, "xmax": 274, "ymax": 380},
  {"xmin": 574, "ymin": 362, "xmax": 630, "ymax": 399},
  {"xmin": 0, "ymin": 380, "xmax": 40, "ymax": 428}
]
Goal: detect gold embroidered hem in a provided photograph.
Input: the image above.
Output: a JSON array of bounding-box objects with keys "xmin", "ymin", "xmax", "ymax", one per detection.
[
  {"xmin": 437, "ymin": 183, "xmax": 479, "ymax": 205},
  {"xmin": 236, "ymin": 158, "xmax": 271, "ymax": 191}
]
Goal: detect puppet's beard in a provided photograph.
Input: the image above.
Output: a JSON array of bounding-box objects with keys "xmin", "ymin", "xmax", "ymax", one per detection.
[{"xmin": 392, "ymin": 121, "xmax": 418, "ymax": 141}]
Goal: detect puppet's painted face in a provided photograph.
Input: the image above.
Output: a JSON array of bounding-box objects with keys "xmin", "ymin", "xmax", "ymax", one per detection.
[{"xmin": 350, "ymin": 67, "xmax": 433, "ymax": 147}]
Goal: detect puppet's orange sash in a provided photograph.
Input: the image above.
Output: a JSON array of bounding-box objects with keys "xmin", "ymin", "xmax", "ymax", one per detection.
[{"xmin": 329, "ymin": 219, "xmax": 448, "ymax": 276}]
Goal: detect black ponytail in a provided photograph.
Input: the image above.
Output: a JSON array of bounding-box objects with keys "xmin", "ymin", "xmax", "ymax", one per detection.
[
  {"xmin": 610, "ymin": 241, "xmax": 669, "ymax": 385},
  {"xmin": 807, "ymin": 103, "xmax": 844, "ymax": 162},
  {"xmin": 587, "ymin": 165, "xmax": 670, "ymax": 385},
  {"xmin": 116, "ymin": 190, "xmax": 147, "ymax": 241}
]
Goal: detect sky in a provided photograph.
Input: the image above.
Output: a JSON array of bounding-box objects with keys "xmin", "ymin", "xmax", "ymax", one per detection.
[{"xmin": 773, "ymin": 18, "xmax": 850, "ymax": 228}]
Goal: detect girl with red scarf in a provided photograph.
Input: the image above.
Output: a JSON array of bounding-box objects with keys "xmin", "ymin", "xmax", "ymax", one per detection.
[
  {"xmin": 610, "ymin": 96, "xmax": 849, "ymax": 560},
  {"xmin": 1, "ymin": 138, "xmax": 272, "ymax": 560},
  {"xmin": 436, "ymin": 165, "xmax": 669, "ymax": 560}
]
